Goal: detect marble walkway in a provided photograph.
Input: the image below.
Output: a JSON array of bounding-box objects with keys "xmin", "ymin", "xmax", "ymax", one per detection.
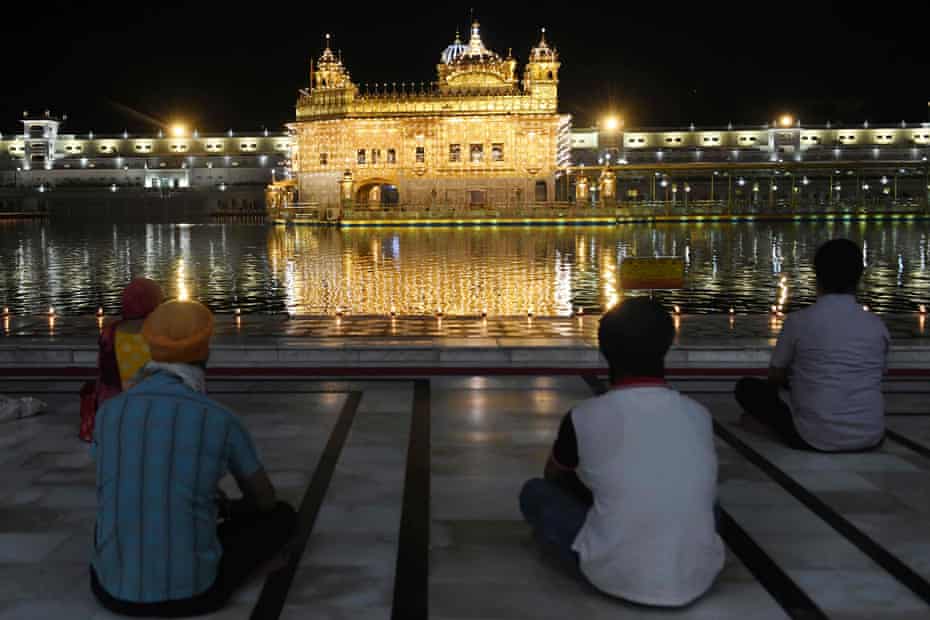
[{"xmin": 0, "ymin": 374, "xmax": 929, "ymax": 619}]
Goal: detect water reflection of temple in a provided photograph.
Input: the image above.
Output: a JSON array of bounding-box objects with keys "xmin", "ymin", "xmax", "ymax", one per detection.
[{"xmin": 1, "ymin": 222, "xmax": 928, "ymax": 316}]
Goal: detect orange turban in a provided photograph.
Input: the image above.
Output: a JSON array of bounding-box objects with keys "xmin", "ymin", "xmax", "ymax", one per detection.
[{"xmin": 142, "ymin": 300, "xmax": 215, "ymax": 364}]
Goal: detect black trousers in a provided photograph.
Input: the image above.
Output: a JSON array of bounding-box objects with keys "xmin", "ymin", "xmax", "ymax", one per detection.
[
  {"xmin": 734, "ymin": 377, "xmax": 817, "ymax": 450},
  {"xmin": 91, "ymin": 501, "xmax": 297, "ymax": 618}
]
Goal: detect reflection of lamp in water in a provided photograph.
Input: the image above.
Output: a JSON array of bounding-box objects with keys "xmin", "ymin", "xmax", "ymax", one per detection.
[
  {"xmin": 776, "ymin": 276, "xmax": 789, "ymax": 313},
  {"xmin": 177, "ymin": 260, "xmax": 190, "ymax": 301}
]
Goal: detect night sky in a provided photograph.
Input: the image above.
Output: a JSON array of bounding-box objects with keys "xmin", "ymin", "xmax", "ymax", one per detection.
[{"xmin": 3, "ymin": 2, "xmax": 928, "ymax": 135}]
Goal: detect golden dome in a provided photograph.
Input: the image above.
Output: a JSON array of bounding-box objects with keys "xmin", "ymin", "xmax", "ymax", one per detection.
[{"xmin": 436, "ymin": 20, "xmax": 517, "ymax": 93}]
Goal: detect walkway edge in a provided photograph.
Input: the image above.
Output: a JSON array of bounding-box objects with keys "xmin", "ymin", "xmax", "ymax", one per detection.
[
  {"xmin": 250, "ymin": 391, "xmax": 363, "ymax": 620},
  {"xmin": 391, "ymin": 379, "xmax": 431, "ymax": 620},
  {"xmin": 714, "ymin": 421, "xmax": 930, "ymax": 607}
]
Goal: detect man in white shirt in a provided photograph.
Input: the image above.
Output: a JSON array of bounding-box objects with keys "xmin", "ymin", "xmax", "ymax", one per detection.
[
  {"xmin": 735, "ymin": 238, "xmax": 889, "ymax": 452},
  {"xmin": 519, "ymin": 298, "xmax": 724, "ymax": 607}
]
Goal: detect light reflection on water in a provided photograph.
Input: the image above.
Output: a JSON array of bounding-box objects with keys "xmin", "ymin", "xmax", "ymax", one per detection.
[{"xmin": 0, "ymin": 220, "xmax": 928, "ymax": 316}]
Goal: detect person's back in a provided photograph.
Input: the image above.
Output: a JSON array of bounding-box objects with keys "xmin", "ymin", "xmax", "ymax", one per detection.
[
  {"xmin": 90, "ymin": 300, "xmax": 296, "ymax": 617},
  {"xmin": 113, "ymin": 320, "xmax": 152, "ymax": 389},
  {"xmin": 519, "ymin": 297, "xmax": 723, "ymax": 607},
  {"xmin": 571, "ymin": 384, "xmax": 723, "ymax": 605},
  {"xmin": 774, "ymin": 295, "xmax": 888, "ymax": 450},
  {"xmin": 92, "ymin": 371, "xmax": 258, "ymax": 602},
  {"xmin": 96, "ymin": 277, "xmax": 163, "ymax": 407},
  {"xmin": 736, "ymin": 238, "xmax": 892, "ymax": 452}
]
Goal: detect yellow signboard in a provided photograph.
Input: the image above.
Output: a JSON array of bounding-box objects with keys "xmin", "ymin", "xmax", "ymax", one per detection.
[{"xmin": 619, "ymin": 257, "xmax": 685, "ymax": 290}]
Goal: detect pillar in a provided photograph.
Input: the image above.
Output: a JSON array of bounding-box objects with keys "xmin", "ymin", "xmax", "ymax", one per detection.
[
  {"xmin": 575, "ymin": 175, "xmax": 589, "ymax": 204},
  {"xmin": 339, "ymin": 170, "xmax": 354, "ymax": 204},
  {"xmin": 599, "ymin": 169, "xmax": 616, "ymax": 204}
]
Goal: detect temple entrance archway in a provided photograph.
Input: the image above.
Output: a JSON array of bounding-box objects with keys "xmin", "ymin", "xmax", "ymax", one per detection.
[{"xmin": 356, "ymin": 178, "xmax": 400, "ymax": 206}]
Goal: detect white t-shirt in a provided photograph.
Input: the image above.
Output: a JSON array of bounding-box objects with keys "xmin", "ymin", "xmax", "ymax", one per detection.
[
  {"xmin": 569, "ymin": 385, "xmax": 725, "ymax": 606},
  {"xmin": 771, "ymin": 294, "xmax": 890, "ymax": 451}
]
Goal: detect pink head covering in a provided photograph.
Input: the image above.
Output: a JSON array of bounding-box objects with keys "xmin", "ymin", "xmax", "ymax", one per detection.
[{"xmin": 121, "ymin": 277, "xmax": 164, "ymax": 320}]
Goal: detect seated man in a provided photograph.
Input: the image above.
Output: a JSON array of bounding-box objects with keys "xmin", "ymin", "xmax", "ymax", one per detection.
[
  {"xmin": 520, "ymin": 298, "xmax": 724, "ymax": 607},
  {"xmin": 90, "ymin": 300, "xmax": 297, "ymax": 617},
  {"xmin": 735, "ymin": 238, "xmax": 889, "ymax": 452}
]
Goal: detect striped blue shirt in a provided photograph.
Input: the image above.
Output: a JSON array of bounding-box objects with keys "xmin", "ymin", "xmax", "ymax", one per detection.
[{"xmin": 91, "ymin": 371, "xmax": 262, "ymax": 603}]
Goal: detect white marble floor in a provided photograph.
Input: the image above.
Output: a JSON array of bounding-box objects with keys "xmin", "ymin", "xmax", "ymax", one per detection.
[{"xmin": 0, "ymin": 375, "xmax": 928, "ymax": 619}]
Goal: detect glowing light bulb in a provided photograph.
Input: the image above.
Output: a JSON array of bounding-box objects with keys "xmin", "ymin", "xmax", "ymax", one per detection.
[
  {"xmin": 729, "ymin": 307, "xmax": 735, "ymax": 315},
  {"xmin": 234, "ymin": 307, "xmax": 241, "ymax": 316},
  {"xmin": 48, "ymin": 307, "xmax": 55, "ymax": 317},
  {"xmin": 97, "ymin": 307, "xmax": 104, "ymax": 317},
  {"xmin": 674, "ymin": 305, "xmax": 681, "ymax": 315},
  {"xmin": 2, "ymin": 307, "xmax": 8, "ymax": 316},
  {"xmin": 920, "ymin": 305, "xmax": 927, "ymax": 315},
  {"xmin": 335, "ymin": 307, "xmax": 344, "ymax": 317}
]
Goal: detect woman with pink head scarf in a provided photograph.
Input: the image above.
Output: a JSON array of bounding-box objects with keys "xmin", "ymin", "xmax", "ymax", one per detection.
[{"xmin": 95, "ymin": 277, "xmax": 164, "ymax": 406}]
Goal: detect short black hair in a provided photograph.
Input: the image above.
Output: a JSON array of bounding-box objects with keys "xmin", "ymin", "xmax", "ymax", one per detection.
[
  {"xmin": 814, "ymin": 239, "xmax": 864, "ymax": 294},
  {"xmin": 598, "ymin": 297, "xmax": 675, "ymax": 380}
]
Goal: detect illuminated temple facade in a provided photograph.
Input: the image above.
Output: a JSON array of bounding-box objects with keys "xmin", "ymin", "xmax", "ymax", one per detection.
[{"xmin": 289, "ymin": 21, "xmax": 572, "ymax": 208}]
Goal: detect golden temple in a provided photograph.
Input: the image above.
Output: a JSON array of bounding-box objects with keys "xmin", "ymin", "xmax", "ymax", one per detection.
[{"xmin": 288, "ymin": 21, "xmax": 571, "ymax": 209}]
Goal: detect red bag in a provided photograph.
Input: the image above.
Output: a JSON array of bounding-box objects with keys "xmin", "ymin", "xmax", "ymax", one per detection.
[{"xmin": 79, "ymin": 380, "xmax": 97, "ymax": 442}]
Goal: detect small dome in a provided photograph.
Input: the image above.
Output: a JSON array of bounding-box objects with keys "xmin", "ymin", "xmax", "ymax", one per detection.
[
  {"xmin": 441, "ymin": 31, "xmax": 467, "ymax": 64},
  {"xmin": 443, "ymin": 20, "xmax": 503, "ymax": 67},
  {"xmin": 529, "ymin": 28, "xmax": 557, "ymax": 62}
]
